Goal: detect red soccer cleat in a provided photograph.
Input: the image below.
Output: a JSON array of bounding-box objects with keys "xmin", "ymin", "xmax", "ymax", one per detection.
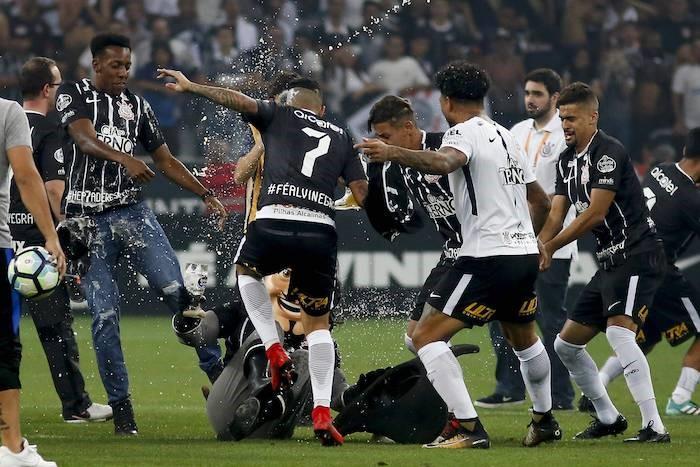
[
  {"xmin": 312, "ymin": 406, "xmax": 344, "ymax": 446},
  {"xmin": 265, "ymin": 343, "xmax": 296, "ymax": 391}
]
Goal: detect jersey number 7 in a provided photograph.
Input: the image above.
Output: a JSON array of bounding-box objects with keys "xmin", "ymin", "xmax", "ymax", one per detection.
[{"xmin": 301, "ymin": 127, "xmax": 330, "ymax": 177}]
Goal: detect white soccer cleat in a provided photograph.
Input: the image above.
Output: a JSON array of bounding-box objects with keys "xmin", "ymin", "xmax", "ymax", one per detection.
[
  {"xmin": 64, "ymin": 403, "xmax": 113, "ymax": 423},
  {"xmin": 333, "ymin": 188, "xmax": 361, "ymax": 211},
  {"xmin": 0, "ymin": 438, "xmax": 57, "ymax": 467}
]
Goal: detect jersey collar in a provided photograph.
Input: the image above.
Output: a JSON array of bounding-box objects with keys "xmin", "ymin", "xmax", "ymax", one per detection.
[
  {"xmin": 575, "ymin": 129, "xmax": 599, "ymax": 159},
  {"xmin": 675, "ymin": 163, "xmax": 696, "ymax": 184},
  {"xmin": 530, "ymin": 109, "xmax": 560, "ymax": 133}
]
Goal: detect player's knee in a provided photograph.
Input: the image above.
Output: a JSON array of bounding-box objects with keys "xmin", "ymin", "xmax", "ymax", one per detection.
[
  {"xmin": 554, "ymin": 335, "xmax": 581, "ymax": 367},
  {"xmin": 606, "ymin": 314, "xmax": 636, "ymax": 331}
]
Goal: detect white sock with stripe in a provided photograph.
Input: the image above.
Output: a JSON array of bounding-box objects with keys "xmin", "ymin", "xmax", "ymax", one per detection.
[
  {"xmin": 237, "ymin": 275, "xmax": 279, "ymax": 349},
  {"xmin": 599, "ymin": 356, "xmax": 624, "ymax": 387},
  {"xmin": 514, "ymin": 338, "xmax": 552, "ymax": 414},
  {"xmin": 307, "ymin": 329, "xmax": 335, "ymax": 408},
  {"xmin": 606, "ymin": 326, "xmax": 665, "ymax": 432},
  {"xmin": 671, "ymin": 367, "xmax": 700, "ymax": 405},
  {"xmin": 418, "ymin": 341, "xmax": 478, "ymax": 420}
]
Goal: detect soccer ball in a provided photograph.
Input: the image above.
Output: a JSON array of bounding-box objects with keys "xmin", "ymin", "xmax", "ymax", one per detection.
[{"xmin": 7, "ymin": 246, "xmax": 60, "ymax": 299}]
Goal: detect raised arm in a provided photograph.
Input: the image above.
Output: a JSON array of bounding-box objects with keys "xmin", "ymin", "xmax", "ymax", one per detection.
[
  {"xmin": 157, "ymin": 68, "xmax": 258, "ymax": 115},
  {"xmin": 355, "ymin": 138, "xmax": 466, "ymax": 175}
]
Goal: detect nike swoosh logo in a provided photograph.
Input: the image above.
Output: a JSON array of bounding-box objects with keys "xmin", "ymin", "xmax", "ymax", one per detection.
[
  {"xmin": 489, "ymin": 137, "xmax": 496, "ymax": 142},
  {"xmin": 607, "ymin": 300, "xmax": 622, "ymax": 311},
  {"xmin": 622, "ymin": 360, "xmax": 637, "ymax": 370},
  {"xmin": 502, "ymin": 396, "xmax": 513, "ymax": 402},
  {"xmin": 429, "ymin": 292, "xmax": 441, "ymax": 298}
]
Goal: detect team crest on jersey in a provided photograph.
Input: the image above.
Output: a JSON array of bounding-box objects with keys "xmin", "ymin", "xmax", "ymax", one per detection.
[
  {"xmin": 56, "ymin": 94, "xmax": 72, "ymax": 112},
  {"xmin": 53, "ymin": 148, "xmax": 63, "ymax": 163},
  {"xmin": 597, "ymin": 155, "xmax": 616, "ymax": 173},
  {"xmin": 117, "ymin": 100, "xmax": 135, "ymax": 121},
  {"xmin": 541, "ymin": 142, "xmax": 554, "ymax": 157}
]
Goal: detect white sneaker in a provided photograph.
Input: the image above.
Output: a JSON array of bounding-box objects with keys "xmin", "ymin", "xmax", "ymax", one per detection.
[
  {"xmin": 64, "ymin": 403, "xmax": 113, "ymax": 423},
  {"xmin": 0, "ymin": 438, "xmax": 57, "ymax": 466}
]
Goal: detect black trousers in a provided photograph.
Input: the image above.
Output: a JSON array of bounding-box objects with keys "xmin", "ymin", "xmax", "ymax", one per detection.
[
  {"xmin": 487, "ymin": 258, "xmax": 574, "ymax": 405},
  {"xmin": 0, "ymin": 247, "xmax": 21, "ymax": 391},
  {"xmin": 25, "ymin": 282, "xmax": 92, "ymax": 418}
]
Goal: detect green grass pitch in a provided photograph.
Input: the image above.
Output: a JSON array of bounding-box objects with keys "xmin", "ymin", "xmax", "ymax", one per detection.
[{"xmin": 17, "ymin": 316, "xmax": 699, "ymax": 466}]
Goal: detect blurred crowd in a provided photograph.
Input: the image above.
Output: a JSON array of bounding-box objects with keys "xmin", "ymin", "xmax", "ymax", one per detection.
[{"xmin": 1, "ymin": 0, "xmax": 699, "ymax": 173}]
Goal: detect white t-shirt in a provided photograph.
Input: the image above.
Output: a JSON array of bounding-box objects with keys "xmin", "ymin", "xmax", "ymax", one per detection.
[
  {"xmin": 441, "ymin": 116, "xmax": 539, "ymax": 258},
  {"xmin": 368, "ymin": 57, "xmax": 430, "ymax": 93},
  {"xmin": 672, "ymin": 64, "xmax": 700, "ymax": 129},
  {"xmin": 511, "ymin": 110, "xmax": 578, "ymax": 260}
]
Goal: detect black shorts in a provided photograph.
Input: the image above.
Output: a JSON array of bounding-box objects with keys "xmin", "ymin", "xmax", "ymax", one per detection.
[
  {"xmin": 234, "ymin": 219, "xmax": 337, "ymax": 317},
  {"xmin": 411, "ymin": 255, "xmax": 455, "ymax": 322},
  {"xmin": 426, "ymin": 254, "xmax": 539, "ymax": 328},
  {"xmin": 637, "ymin": 266, "xmax": 700, "ymax": 349},
  {"xmin": 570, "ymin": 246, "xmax": 666, "ymax": 331},
  {"xmin": 0, "ymin": 247, "xmax": 22, "ymax": 390}
]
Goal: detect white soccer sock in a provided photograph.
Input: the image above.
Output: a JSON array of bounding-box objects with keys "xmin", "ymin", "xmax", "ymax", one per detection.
[
  {"xmin": 404, "ymin": 333, "xmax": 417, "ymax": 355},
  {"xmin": 606, "ymin": 326, "xmax": 664, "ymax": 432},
  {"xmin": 554, "ymin": 335, "xmax": 620, "ymax": 424},
  {"xmin": 600, "ymin": 356, "xmax": 624, "ymax": 387},
  {"xmin": 418, "ymin": 341, "xmax": 478, "ymax": 420},
  {"xmin": 514, "ymin": 338, "xmax": 552, "ymax": 414},
  {"xmin": 238, "ymin": 275, "xmax": 279, "ymax": 349},
  {"xmin": 307, "ymin": 329, "xmax": 335, "ymax": 408},
  {"xmin": 671, "ymin": 367, "xmax": 700, "ymax": 404}
]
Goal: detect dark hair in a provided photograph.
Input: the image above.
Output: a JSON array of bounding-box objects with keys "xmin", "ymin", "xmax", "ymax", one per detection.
[
  {"xmin": 90, "ymin": 33, "xmax": 131, "ymax": 57},
  {"xmin": 558, "ymin": 81, "xmax": 599, "ymax": 107},
  {"xmin": 434, "ymin": 60, "xmax": 490, "ymax": 102},
  {"xmin": 287, "ymin": 76, "xmax": 321, "ymax": 93},
  {"xmin": 267, "ymin": 71, "xmax": 302, "ymax": 98},
  {"xmin": 20, "ymin": 57, "xmax": 57, "ymax": 99},
  {"xmin": 367, "ymin": 95, "xmax": 415, "ymax": 132},
  {"xmin": 524, "ymin": 68, "xmax": 562, "ymax": 96},
  {"xmin": 685, "ymin": 128, "xmax": 700, "ymax": 159}
]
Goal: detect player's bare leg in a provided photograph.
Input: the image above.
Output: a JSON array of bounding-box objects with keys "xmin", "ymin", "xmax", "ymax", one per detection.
[
  {"xmin": 412, "ymin": 306, "xmax": 490, "ymax": 449},
  {"xmin": 236, "ymin": 265, "xmax": 294, "ymax": 391},
  {"xmin": 405, "ymin": 319, "xmax": 419, "ymax": 355},
  {"xmin": 555, "ymin": 319, "xmax": 628, "ymax": 439},
  {"xmin": 302, "ymin": 311, "xmax": 343, "ymax": 446}
]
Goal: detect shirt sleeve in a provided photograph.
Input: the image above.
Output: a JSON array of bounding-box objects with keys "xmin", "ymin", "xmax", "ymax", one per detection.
[
  {"xmin": 671, "ymin": 66, "xmax": 687, "ymax": 95},
  {"xmin": 56, "ymin": 82, "xmax": 91, "ymax": 127},
  {"xmin": 137, "ymin": 98, "xmax": 166, "ymax": 152},
  {"xmin": 37, "ymin": 124, "xmax": 65, "ymax": 182},
  {"xmin": 241, "ymin": 100, "xmax": 277, "ymax": 132},
  {"xmin": 590, "ymin": 142, "xmax": 627, "ymax": 192},
  {"xmin": 439, "ymin": 124, "xmax": 472, "ymax": 165},
  {"xmin": 683, "ymin": 192, "xmax": 700, "ymax": 235},
  {"xmin": 341, "ymin": 136, "xmax": 367, "ymax": 184},
  {"xmin": 3, "ymin": 102, "xmax": 31, "ymax": 151},
  {"xmin": 555, "ymin": 158, "xmax": 567, "ymax": 196}
]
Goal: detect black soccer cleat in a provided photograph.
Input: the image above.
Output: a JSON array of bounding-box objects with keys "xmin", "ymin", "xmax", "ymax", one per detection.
[
  {"xmin": 111, "ymin": 398, "xmax": 138, "ymax": 436},
  {"xmin": 423, "ymin": 417, "xmax": 490, "ymax": 449},
  {"xmin": 229, "ymin": 397, "xmax": 262, "ymax": 441},
  {"xmin": 523, "ymin": 412, "xmax": 563, "ymax": 447},
  {"xmin": 574, "ymin": 414, "xmax": 627, "ymax": 439},
  {"xmin": 577, "ymin": 394, "xmax": 595, "ymax": 413},
  {"xmin": 623, "ymin": 422, "xmax": 671, "ymax": 443},
  {"xmin": 474, "ymin": 392, "xmax": 525, "ymax": 408}
]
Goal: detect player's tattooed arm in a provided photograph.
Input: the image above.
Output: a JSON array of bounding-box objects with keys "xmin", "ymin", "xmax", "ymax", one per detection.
[
  {"xmin": 355, "ymin": 138, "xmax": 465, "ymax": 174},
  {"xmin": 157, "ymin": 68, "xmax": 258, "ymax": 114}
]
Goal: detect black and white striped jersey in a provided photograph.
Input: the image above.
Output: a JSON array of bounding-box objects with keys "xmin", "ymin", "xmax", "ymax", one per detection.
[
  {"xmin": 555, "ymin": 130, "xmax": 657, "ymax": 263},
  {"xmin": 56, "ymin": 79, "xmax": 165, "ymax": 216},
  {"xmin": 400, "ymin": 131, "xmax": 462, "ymax": 258}
]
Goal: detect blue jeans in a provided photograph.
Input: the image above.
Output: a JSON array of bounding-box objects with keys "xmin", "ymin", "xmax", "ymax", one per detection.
[
  {"xmin": 488, "ymin": 259, "xmax": 574, "ymax": 405},
  {"xmin": 82, "ymin": 202, "xmax": 221, "ymax": 404}
]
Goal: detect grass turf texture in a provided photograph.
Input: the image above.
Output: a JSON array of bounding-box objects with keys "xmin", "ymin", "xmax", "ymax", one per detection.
[{"xmin": 17, "ymin": 316, "xmax": 698, "ymax": 466}]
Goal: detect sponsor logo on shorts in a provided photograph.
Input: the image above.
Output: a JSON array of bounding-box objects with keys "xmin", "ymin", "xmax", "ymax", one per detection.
[
  {"xmin": 665, "ymin": 322, "xmax": 689, "ymax": 343},
  {"xmin": 462, "ymin": 302, "xmax": 496, "ymax": 321},
  {"xmin": 518, "ymin": 298, "xmax": 538, "ymax": 317},
  {"xmin": 292, "ymin": 288, "xmax": 330, "ymax": 313}
]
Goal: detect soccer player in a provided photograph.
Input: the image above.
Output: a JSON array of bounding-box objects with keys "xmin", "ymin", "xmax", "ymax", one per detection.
[
  {"xmin": 0, "ymin": 96, "xmax": 65, "ymax": 466},
  {"xmin": 7, "ymin": 57, "xmax": 112, "ymax": 424},
  {"xmin": 364, "ymin": 95, "xmax": 461, "ymax": 354},
  {"xmin": 157, "ymin": 68, "xmax": 368, "ymax": 446},
  {"xmin": 478, "ymin": 69, "xmax": 576, "ymax": 410},
  {"xmin": 356, "ymin": 61, "xmax": 558, "ymax": 449},
  {"xmin": 579, "ymin": 128, "xmax": 700, "ymax": 416},
  {"xmin": 539, "ymin": 82, "xmax": 670, "ymax": 442},
  {"xmin": 55, "ymin": 33, "xmax": 227, "ymax": 435}
]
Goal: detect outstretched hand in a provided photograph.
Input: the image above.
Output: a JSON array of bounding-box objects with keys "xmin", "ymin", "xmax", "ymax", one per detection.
[
  {"xmin": 354, "ymin": 138, "xmax": 394, "ymax": 163},
  {"xmin": 156, "ymin": 68, "xmax": 192, "ymax": 93}
]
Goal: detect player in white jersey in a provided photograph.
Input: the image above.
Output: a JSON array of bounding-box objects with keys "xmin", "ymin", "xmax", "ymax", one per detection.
[
  {"xmin": 478, "ymin": 69, "xmax": 576, "ymax": 410},
  {"xmin": 357, "ymin": 61, "xmax": 558, "ymax": 449}
]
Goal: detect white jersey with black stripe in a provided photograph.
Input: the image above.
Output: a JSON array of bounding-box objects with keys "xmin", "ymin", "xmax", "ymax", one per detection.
[{"xmin": 440, "ymin": 116, "xmax": 538, "ymax": 258}]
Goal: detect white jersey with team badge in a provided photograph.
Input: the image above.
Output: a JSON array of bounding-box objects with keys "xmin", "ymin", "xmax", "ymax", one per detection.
[
  {"xmin": 511, "ymin": 110, "xmax": 578, "ymax": 260},
  {"xmin": 441, "ymin": 116, "xmax": 538, "ymax": 258}
]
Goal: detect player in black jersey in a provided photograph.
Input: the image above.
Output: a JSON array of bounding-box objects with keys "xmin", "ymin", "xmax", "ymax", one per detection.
[
  {"xmin": 158, "ymin": 67, "xmax": 368, "ymax": 446},
  {"xmin": 7, "ymin": 57, "xmax": 112, "ymax": 423},
  {"xmin": 55, "ymin": 34, "xmax": 227, "ymax": 436},
  {"xmin": 578, "ymin": 129, "xmax": 700, "ymax": 417},
  {"xmin": 365, "ymin": 96, "xmax": 460, "ymax": 353},
  {"xmin": 539, "ymin": 82, "xmax": 669, "ymax": 442}
]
